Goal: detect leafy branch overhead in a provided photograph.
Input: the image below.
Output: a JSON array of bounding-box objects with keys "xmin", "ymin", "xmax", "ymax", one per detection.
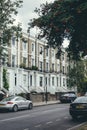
[
  {"xmin": 0, "ymin": 0, "xmax": 23, "ymax": 55},
  {"xmin": 29, "ymin": 0, "xmax": 87, "ymax": 60},
  {"xmin": 0, "ymin": 0, "xmax": 23, "ymax": 30}
]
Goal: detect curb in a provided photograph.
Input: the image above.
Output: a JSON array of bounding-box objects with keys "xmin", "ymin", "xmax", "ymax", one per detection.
[
  {"xmin": 67, "ymin": 122, "xmax": 87, "ymax": 130},
  {"xmin": 33, "ymin": 101, "xmax": 59, "ymax": 107}
]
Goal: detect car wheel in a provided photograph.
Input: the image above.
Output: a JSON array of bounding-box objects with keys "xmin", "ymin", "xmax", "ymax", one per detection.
[
  {"xmin": 12, "ymin": 105, "xmax": 18, "ymax": 112},
  {"xmin": 28, "ymin": 103, "xmax": 33, "ymax": 110}
]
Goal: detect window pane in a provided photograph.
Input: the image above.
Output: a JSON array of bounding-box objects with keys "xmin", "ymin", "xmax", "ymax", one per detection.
[
  {"xmin": 40, "ymin": 46, "xmax": 43, "ymax": 54},
  {"xmin": 23, "ymin": 57, "xmax": 26, "ymax": 64},
  {"xmin": 23, "ymin": 42, "xmax": 26, "ymax": 50},
  {"xmin": 12, "ymin": 37, "xmax": 16, "ymax": 46},
  {"xmin": 23, "ymin": 74, "xmax": 26, "ymax": 84},
  {"xmin": 52, "ymin": 77, "xmax": 54, "ymax": 86},
  {"xmin": 30, "ymin": 75, "xmax": 32, "ymax": 86},
  {"xmin": 32, "ymin": 43, "xmax": 34, "ymax": 51},
  {"xmin": 40, "ymin": 77, "xmax": 43, "ymax": 86},
  {"xmin": 46, "ymin": 48, "xmax": 48, "ymax": 56},
  {"xmin": 12, "ymin": 55, "xmax": 15, "ymax": 67},
  {"xmin": 40, "ymin": 61, "xmax": 43, "ymax": 71}
]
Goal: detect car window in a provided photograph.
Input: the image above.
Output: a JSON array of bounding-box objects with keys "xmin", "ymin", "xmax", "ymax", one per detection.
[
  {"xmin": 69, "ymin": 94, "xmax": 76, "ymax": 97},
  {"xmin": 15, "ymin": 97, "xmax": 21, "ymax": 101},
  {"xmin": 15, "ymin": 97, "xmax": 26, "ymax": 101},
  {"xmin": 62, "ymin": 93, "xmax": 76, "ymax": 97},
  {"xmin": 74, "ymin": 96, "xmax": 87, "ymax": 103},
  {"xmin": 62, "ymin": 94, "xmax": 69, "ymax": 96},
  {"xmin": 1, "ymin": 96, "xmax": 15, "ymax": 101}
]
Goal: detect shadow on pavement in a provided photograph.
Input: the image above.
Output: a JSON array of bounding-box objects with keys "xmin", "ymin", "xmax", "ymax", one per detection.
[{"xmin": 0, "ymin": 109, "xmax": 9, "ymax": 113}]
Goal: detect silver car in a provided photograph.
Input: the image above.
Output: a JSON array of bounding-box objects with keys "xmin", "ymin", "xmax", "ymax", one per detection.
[{"xmin": 0, "ymin": 95, "xmax": 33, "ymax": 112}]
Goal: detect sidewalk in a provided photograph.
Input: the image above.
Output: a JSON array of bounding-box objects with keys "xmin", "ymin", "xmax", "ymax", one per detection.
[{"xmin": 33, "ymin": 100, "xmax": 60, "ymax": 107}]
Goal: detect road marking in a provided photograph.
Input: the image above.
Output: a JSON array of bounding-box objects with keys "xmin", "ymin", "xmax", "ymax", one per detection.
[
  {"xmin": 35, "ymin": 124, "xmax": 41, "ymax": 128},
  {"xmin": 64, "ymin": 116, "xmax": 69, "ymax": 119},
  {"xmin": 67, "ymin": 122, "xmax": 87, "ymax": 130},
  {"xmin": 46, "ymin": 121, "xmax": 53, "ymax": 125},
  {"xmin": 24, "ymin": 128, "xmax": 29, "ymax": 130},
  {"xmin": 0, "ymin": 107, "xmax": 67, "ymax": 123},
  {"xmin": 56, "ymin": 119, "xmax": 61, "ymax": 122},
  {"xmin": 0, "ymin": 114, "xmax": 31, "ymax": 122}
]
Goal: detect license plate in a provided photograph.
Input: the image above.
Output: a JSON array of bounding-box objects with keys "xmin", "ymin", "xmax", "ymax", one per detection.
[{"xmin": 76, "ymin": 105, "xmax": 84, "ymax": 109}]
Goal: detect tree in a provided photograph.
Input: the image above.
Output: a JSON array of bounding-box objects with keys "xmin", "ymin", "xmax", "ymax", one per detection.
[
  {"xmin": 0, "ymin": 0, "xmax": 23, "ymax": 30},
  {"xmin": 0, "ymin": 0, "xmax": 23, "ymax": 45},
  {"xmin": 68, "ymin": 60, "xmax": 87, "ymax": 94},
  {"xmin": 0, "ymin": 0, "xmax": 23, "ymax": 59},
  {"xmin": 3, "ymin": 68, "xmax": 9, "ymax": 90},
  {"xmin": 29, "ymin": 0, "xmax": 87, "ymax": 60}
]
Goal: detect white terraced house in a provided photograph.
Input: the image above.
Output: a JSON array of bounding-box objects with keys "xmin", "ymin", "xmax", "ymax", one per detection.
[{"xmin": 0, "ymin": 32, "xmax": 73, "ymax": 99}]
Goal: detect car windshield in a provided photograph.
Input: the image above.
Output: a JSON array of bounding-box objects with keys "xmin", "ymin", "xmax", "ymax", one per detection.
[
  {"xmin": 62, "ymin": 93, "xmax": 76, "ymax": 97},
  {"xmin": 73, "ymin": 96, "xmax": 87, "ymax": 103},
  {"xmin": 63, "ymin": 94, "xmax": 69, "ymax": 96},
  {"xmin": 1, "ymin": 96, "xmax": 15, "ymax": 102}
]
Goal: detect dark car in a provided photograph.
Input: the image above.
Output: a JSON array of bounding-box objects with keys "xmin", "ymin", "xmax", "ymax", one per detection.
[
  {"xmin": 59, "ymin": 93, "xmax": 77, "ymax": 103},
  {"xmin": 69, "ymin": 96, "xmax": 87, "ymax": 119}
]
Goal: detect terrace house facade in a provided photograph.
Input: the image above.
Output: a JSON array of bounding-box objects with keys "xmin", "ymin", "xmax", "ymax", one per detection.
[{"xmin": 0, "ymin": 32, "xmax": 71, "ymax": 99}]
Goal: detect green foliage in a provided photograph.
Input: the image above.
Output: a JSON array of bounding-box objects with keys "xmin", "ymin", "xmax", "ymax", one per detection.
[
  {"xmin": 29, "ymin": 0, "xmax": 87, "ymax": 60},
  {"xmin": 3, "ymin": 68, "xmax": 9, "ymax": 90},
  {"xmin": 0, "ymin": 0, "xmax": 23, "ymax": 43},
  {"xmin": 0, "ymin": 0, "xmax": 23, "ymax": 58},
  {"xmin": 68, "ymin": 60, "xmax": 87, "ymax": 93},
  {"xmin": 0, "ymin": 0, "xmax": 23, "ymax": 30},
  {"xmin": 11, "ymin": 23, "xmax": 23, "ymax": 42},
  {"xmin": 20, "ymin": 63, "xmax": 26, "ymax": 68},
  {"xmin": 31, "ymin": 66, "xmax": 38, "ymax": 70}
]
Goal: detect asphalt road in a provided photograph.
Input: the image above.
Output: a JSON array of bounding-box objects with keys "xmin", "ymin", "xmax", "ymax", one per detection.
[{"xmin": 0, "ymin": 103, "xmax": 86, "ymax": 130}]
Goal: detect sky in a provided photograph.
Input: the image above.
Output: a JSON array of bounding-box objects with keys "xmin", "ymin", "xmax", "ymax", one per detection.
[
  {"xmin": 14, "ymin": 0, "xmax": 69, "ymax": 47},
  {"xmin": 14, "ymin": 0, "xmax": 54, "ymax": 35}
]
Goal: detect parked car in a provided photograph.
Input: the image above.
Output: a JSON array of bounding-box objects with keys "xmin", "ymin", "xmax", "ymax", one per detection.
[
  {"xmin": 69, "ymin": 96, "xmax": 87, "ymax": 119},
  {"xmin": 59, "ymin": 93, "xmax": 77, "ymax": 103},
  {"xmin": 0, "ymin": 95, "xmax": 33, "ymax": 112}
]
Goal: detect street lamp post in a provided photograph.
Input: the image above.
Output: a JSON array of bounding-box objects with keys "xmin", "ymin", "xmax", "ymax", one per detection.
[
  {"xmin": 27, "ymin": 27, "xmax": 31, "ymax": 98},
  {"xmin": 0, "ymin": 31, "xmax": 3, "ymax": 90},
  {"xmin": 43, "ymin": 42, "xmax": 48, "ymax": 103},
  {"xmin": 45, "ymin": 84, "xmax": 47, "ymax": 103}
]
